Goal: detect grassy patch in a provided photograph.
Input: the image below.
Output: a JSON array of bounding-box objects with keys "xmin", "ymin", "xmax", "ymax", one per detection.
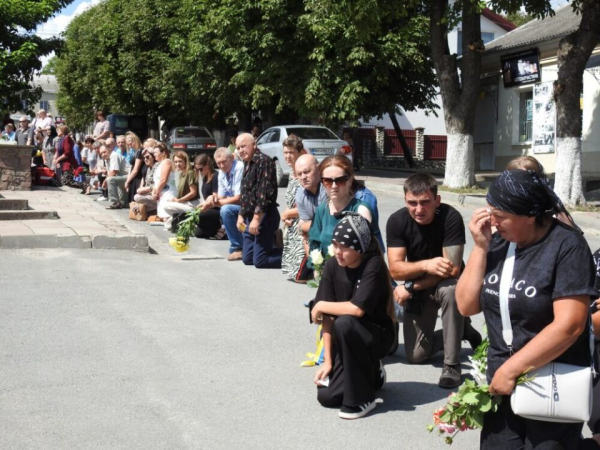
[
  {"xmin": 568, "ymin": 203, "xmax": 600, "ymax": 213},
  {"xmin": 439, "ymin": 185, "xmax": 488, "ymax": 195}
]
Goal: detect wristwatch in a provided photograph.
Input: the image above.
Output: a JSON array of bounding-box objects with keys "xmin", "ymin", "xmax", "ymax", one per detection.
[{"xmin": 404, "ymin": 280, "xmax": 415, "ymax": 295}]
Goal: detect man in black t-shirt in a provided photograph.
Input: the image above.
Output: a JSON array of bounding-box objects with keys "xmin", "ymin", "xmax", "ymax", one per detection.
[{"xmin": 386, "ymin": 173, "xmax": 481, "ymax": 388}]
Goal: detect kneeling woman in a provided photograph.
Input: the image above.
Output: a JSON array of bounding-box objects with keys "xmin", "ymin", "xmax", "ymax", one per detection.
[{"xmin": 311, "ymin": 213, "xmax": 396, "ymax": 420}]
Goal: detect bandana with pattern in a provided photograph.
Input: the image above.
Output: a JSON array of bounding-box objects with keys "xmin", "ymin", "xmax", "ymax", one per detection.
[{"xmin": 332, "ymin": 212, "xmax": 372, "ymax": 253}]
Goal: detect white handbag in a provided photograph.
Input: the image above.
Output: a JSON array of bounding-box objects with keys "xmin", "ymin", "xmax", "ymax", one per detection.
[{"xmin": 498, "ymin": 242, "xmax": 594, "ymax": 423}]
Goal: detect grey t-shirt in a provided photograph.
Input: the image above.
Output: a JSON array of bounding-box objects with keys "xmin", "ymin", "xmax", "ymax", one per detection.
[{"xmin": 295, "ymin": 183, "xmax": 328, "ymax": 221}]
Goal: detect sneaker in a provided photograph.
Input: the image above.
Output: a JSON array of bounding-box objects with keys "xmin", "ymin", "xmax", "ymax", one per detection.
[
  {"xmin": 95, "ymin": 196, "xmax": 108, "ymax": 202},
  {"xmin": 227, "ymin": 250, "xmax": 243, "ymax": 261},
  {"xmin": 438, "ymin": 364, "xmax": 461, "ymax": 389},
  {"xmin": 106, "ymin": 202, "xmax": 123, "ymax": 210},
  {"xmin": 339, "ymin": 401, "xmax": 376, "ymax": 420},
  {"xmin": 463, "ymin": 318, "xmax": 483, "ymax": 351},
  {"xmin": 375, "ymin": 361, "xmax": 386, "ymax": 390}
]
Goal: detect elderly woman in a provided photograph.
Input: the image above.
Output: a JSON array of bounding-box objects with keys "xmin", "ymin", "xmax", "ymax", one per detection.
[
  {"xmin": 311, "ymin": 213, "xmax": 396, "ymax": 420},
  {"xmin": 162, "ymin": 150, "xmax": 199, "ymax": 229},
  {"xmin": 133, "ymin": 146, "xmax": 160, "ymax": 213},
  {"xmin": 308, "ymin": 155, "xmax": 376, "ymax": 262},
  {"xmin": 54, "ymin": 125, "xmax": 82, "ymax": 188},
  {"xmin": 280, "ymin": 134, "xmax": 306, "ymax": 281},
  {"xmin": 2, "ymin": 123, "xmax": 16, "ymax": 141},
  {"xmin": 456, "ymin": 169, "xmax": 596, "ymax": 449}
]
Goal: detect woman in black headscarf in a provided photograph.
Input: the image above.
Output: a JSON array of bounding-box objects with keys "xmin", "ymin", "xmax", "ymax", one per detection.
[{"xmin": 456, "ymin": 169, "xmax": 597, "ymax": 449}]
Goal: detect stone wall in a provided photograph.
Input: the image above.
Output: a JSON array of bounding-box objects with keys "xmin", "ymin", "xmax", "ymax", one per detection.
[{"xmin": 0, "ymin": 144, "xmax": 33, "ymax": 191}]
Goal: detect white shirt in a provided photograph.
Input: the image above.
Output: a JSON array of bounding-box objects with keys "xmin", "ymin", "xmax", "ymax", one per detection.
[{"xmin": 108, "ymin": 151, "xmax": 127, "ymax": 176}]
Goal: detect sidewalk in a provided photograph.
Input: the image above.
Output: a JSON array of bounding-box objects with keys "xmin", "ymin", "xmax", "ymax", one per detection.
[
  {"xmin": 0, "ymin": 187, "xmax": 148, "ymax": 251},
  {"xmin": 356, "ymin": 168, "xmax": 600, "ymax": 235}
]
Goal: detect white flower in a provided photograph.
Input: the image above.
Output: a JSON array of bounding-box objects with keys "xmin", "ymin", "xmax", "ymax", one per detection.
[
  {"xmin": 310, "ymin": 249, "xmax": 324, "ymax": 266},
  {"xmin": 468, "ymin": 356, "xmax": 487, "ymax": 386},
  {"xmin": 327, "ymin": 244, "xmax": 335, "ymax": 257}
]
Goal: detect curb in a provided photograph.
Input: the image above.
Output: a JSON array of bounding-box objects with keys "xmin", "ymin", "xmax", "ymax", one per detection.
[{"xmin": 0, "ymin": 233, "xmax": 149, "ymax": 251}]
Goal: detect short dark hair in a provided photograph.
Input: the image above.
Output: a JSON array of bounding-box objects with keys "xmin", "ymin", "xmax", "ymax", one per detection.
[
  {"xmin": 282, "ymin": 134, "xmax": 304, "ymax": 153},
  {"xmin": 403, "ymin": 172, "xmax": 438, "ymax": 196}
]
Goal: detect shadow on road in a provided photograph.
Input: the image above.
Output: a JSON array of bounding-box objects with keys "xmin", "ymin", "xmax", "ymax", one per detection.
[{"xmin": 373, "ymin": 381, "xmax": 450, "ymax": 414}]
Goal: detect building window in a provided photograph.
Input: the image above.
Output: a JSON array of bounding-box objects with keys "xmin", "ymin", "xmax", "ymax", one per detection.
[
  {"xmin": 457, "ymin": 31, "xmax": 495, "ymax": 56},
  {"xmin": 519, "ymin": 91, "xmax": 533, "ymax": 143},
  {"xmin": 39, "ymin": 100, "xmax": 50, "ymax": 111}
]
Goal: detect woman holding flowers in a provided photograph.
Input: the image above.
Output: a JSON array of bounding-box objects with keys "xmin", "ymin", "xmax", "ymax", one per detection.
[
  {"xmin": 456, "ymin": 169, "xmax": 596, "ymax": 449},
  {"xmin": 311, "ymin": 213, "xmax": 395, "ymax": 420},
  {"xmin": 308, "ymin": 156, "xmax": 376, "ymax": 267}
]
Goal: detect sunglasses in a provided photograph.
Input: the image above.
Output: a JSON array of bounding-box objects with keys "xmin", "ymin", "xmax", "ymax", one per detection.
[
  {"xmin": 143, "ymin": 155, "xmax": 152, "ymax": 160},
  {"xmin": 321, "ymin": 175, "xmax": 350, "ymax": 187},
  {"xmin": 195, "ymin": 165, "xmax": 205, "ymax": 170}
]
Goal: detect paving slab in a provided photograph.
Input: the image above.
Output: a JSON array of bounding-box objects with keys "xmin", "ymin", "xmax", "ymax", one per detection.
[{"xmin": 0, "ymin": 187, "xmax": 149, "ymax": 252}]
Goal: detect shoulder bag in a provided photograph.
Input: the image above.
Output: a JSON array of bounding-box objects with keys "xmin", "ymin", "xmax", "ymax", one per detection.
[{"xmin": 499, "ymin": 242, "xmax": 594, "ymax": 423}]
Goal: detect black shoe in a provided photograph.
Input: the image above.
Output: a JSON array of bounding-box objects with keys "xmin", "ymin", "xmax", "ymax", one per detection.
[
  {"xmin": 387, "ymin": 322, "xmax": 399, "ymax": 355},
  {"xmin": 463, "ymin": 318, "xmax": 483, "ymax": 351},
  {"xmin": 438, "ymin": 364, "xmax": 461, "ymax": 389},
  {"xmin": 375, "ymin": 361, "xmax": 386, "ymax": 390},
  {"xmin": 339, "ymin": 401, "xmax": 376, "ymax": 419}
]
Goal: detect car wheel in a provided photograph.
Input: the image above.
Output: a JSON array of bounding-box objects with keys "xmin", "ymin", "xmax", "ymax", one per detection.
[{"xmin": 275, "ymin": 159, "xmax": 287, "ymax": 187}]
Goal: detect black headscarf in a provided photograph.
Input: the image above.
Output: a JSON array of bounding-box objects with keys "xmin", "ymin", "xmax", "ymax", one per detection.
[
  {"xmin": 332, "ymin": 212, "xmax": 372, "ymax": 253},
  {"xmin": 487, "ymin": 169, "xmax": 579, "ymax": 231}
]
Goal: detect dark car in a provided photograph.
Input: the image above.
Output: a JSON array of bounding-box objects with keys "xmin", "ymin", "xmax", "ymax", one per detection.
[
  {"xmin": 107, "ymin": 114, "xmax": 148, "ymax": 140},
  {"xmin": 167, "ymin": 126, "xmax": 217, "ymax": 159}
]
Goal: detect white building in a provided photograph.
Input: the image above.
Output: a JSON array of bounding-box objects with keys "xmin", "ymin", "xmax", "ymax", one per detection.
[
  {"xmin": 473, "ymin": 4, "xmax": 600, "ymax": 184},
  {"xmin": 363, "ymin": 8, "xmax": 516, "ymax": 136},
  {"xmin": 11, "ymin": 75, "xmax": 63, "ymax": 122}
]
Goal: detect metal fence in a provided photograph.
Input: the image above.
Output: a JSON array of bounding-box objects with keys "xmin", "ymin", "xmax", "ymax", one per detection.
[
  {"xmin": 384, "ymin": 129, "xmax": 416, "ymax": 156},
  {"xmin": 424, "ymin": 134, "xmax": 447, "ymax": 160}
]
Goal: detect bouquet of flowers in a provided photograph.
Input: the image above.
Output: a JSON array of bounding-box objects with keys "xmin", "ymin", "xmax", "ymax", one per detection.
[
  {"xmin": 307, "ymin": 244, "xmax": 335, "ymax": 288},
  {"xmin": 428, "ymin": 335, "xmax": 534, "ymax": 445},
  {"xmin": 168, "ymin": 208, "xmax": 200, "ymax": 253}
]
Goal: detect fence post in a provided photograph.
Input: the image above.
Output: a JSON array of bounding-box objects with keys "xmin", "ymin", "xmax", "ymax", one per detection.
[
  {"xmin": 375, "ymin": 126, "xmax": 385, "ymax": 159},
  {"xmin": 415, "ymin": 127, "xmax": 425, "ymax": 161}
]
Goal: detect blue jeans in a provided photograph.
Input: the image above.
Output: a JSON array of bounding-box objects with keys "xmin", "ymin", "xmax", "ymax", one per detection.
[
  {"xmin": 220, "ymin": 204, "xmax": 243, "ymax": 253},
  {"xmin": 241, "ymin": 206, "xmax": 282, "ymax": 269}
]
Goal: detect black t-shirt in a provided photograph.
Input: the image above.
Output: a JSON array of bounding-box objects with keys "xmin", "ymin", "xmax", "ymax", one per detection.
[
  {"xmin": 482, "ymin": 221, "xmax": 596, "ymax": 380},
  {"xmin": 315, "ymin": 253, "xmax": 393, "ymax": 330},
  {"xmin": 202, "ymin": 174, "xmax": 219, "ymax": 201},
  {"xmin": 386, "ymin": 203, "xmax": 465, "ymax": 261}
]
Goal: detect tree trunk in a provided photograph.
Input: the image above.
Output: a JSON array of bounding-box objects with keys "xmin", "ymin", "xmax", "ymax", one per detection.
[
  {"xmin": 553, "ymin": 0, "xmax": 600, "ymax": 206},
  {"xmin": 430, "ymin": 0, "xmax": 481, "ymax": 188},
  {"xmin": 389, "ymin": 112, "xmax": 416, "ymax": 168}
]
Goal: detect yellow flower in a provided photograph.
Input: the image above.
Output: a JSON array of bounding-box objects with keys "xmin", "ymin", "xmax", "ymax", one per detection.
[{"xmin": 169, "ymin": 237, "xmax": 190, "ymax": 253}]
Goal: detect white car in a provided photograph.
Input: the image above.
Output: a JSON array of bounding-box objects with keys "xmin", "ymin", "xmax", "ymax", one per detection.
[{"xmin": 256, "ymin": 125, "xmax": 353, "ymax": 186}]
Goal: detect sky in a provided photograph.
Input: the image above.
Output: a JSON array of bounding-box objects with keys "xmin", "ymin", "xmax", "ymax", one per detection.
[{"xmin": 35, "ymin": 0, "xmax": 572, "ymax": 66}]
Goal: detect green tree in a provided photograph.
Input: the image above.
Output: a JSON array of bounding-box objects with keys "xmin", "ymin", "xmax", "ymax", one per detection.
[
  {"xmin": 41, "ymin": 55, "xmax": 58, "ymax": 75},
  {"xmin": 1, "ymin": 0, "xmax": 74, "ymax": 114}
]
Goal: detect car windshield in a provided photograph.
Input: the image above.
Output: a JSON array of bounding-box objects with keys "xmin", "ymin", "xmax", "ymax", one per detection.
[
  {"xmin": 176, "ymin": 127, "xmax": 211, "ymax": 138},
  {"xmin": 285, "ymin": 127, "xmax": 338, "ymax": 140}
]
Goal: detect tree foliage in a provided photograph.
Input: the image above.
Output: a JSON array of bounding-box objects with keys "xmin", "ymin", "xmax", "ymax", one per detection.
[
  {"xmin": 56, "ymin": 0, "xmax": 437, "ymax": 130},
  {"xmin": 1, "ymin": 0, "xmax": 74, "ymax": 114}
]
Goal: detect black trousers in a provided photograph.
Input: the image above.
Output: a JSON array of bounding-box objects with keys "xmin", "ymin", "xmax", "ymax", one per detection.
[
  {"xmin": 317, "ymin": 315, "xmax": 393, "ymax": 408},
  {"xmin": 480, "ymin": 395, "xmax": 584, "ymax": 450}
]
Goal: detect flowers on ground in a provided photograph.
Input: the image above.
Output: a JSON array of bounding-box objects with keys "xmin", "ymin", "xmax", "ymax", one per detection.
[{"xmin": 168, "ymin": 208, "xmax": 200, "ymax": 253}]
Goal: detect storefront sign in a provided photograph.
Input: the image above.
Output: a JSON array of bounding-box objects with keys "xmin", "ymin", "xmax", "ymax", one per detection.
[{"xmin": 501, "ymin": 49, "xmax": 541, "ymax": 88}]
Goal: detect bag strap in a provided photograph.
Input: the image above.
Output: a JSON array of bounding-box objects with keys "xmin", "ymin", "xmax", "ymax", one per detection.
[
  {"xmin": 499, "ymin": 242, "xmax": 517, "ymax": 353},
  {"xmin": 498, "ymin": 241, "xmax": 596, "ymax": 370}
]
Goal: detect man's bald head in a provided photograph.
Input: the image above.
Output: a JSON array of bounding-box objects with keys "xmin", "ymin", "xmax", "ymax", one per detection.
[
  {"xmin": 295, "ymin": 154, "xmax": 320, "ymax": 193},
  {"xmin": 236, "ymin": 132, "xmax": 257, "ymax": 162}
]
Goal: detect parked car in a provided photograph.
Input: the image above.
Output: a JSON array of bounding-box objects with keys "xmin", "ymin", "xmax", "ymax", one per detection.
[
  {"xmin": 256, "ymin": 125, "xmax": 353, "ymax": 186},
  {"xmin": 167, "ymin": 126, "xmax": 217, "ymax": 159}
]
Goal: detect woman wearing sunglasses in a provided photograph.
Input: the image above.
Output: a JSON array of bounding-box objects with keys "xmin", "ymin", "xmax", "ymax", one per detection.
[
  {"xmin": 133, "ymin": 146, "xmax": 160, "ymax": 213},
  {"xmin": 308, "ymin": 155, "xmax": 377, "ymax": 262}
]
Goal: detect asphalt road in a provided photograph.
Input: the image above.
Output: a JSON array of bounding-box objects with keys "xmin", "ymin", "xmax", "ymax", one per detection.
[{"xmin": 0, "ymin": 188, "xmax": 597, "ymax": 450}]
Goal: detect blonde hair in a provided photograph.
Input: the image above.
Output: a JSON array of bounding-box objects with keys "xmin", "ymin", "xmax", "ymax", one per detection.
[
  {"xmin": 125, "ymin": 131, "xmax": 142, "ymax": 150},
  {"xmin": 173, "ymin": 150, "xmax": 191, "ymax": 173}
]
